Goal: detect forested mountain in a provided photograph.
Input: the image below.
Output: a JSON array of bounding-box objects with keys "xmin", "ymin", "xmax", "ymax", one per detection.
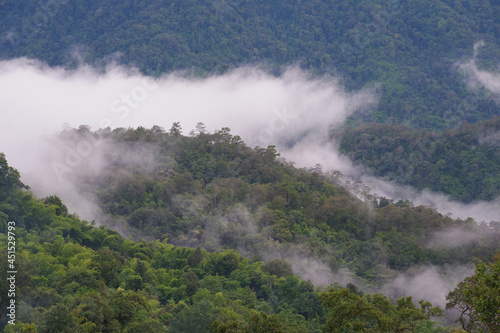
[
  {"xmin": 2, "ymin": 0, "xmax": 500, "ymax": 201},
  {"xmin": 1, "ymin": 0, "xmax": 500, "ymax": 330},
  {"xmin": 1, "ymin": 0, "xmax": 500, "ymax": 129},
  {"xmin": 0, "ymin": 140, "xmax": 498, "ymax": 332},
  {"xmin": 47, "ymin": 126, "xmax": 500, "ymax": 286}
]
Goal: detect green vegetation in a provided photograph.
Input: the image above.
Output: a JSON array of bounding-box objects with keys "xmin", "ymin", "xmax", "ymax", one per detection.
[
  {"xmin": 54, "ymin": 126, "xmax": 500, "ymax": 285},
  {"xmin": 0, "ymin": 128, "xmax": 498, "ymax": 331},
  {"xmin": 1, "ymin": 0, "xmax": 500, "ymax": 129},
  {"xmin": 1, "ymin": 0, "xmax": 500, "ymax": 328},
  {"xmin": 338, "ymin": 116, "xmax": 500, "ymax": 202},
  {"xmin": 2, "ymin": 0, "xmax": 500, "ymax": 201},
  {"xmin": 0, "ymin": 148, "xmax": 466, "ymax": 332},
  {"xmin": 446, "ymin": 254, "xmax": 500, "ymax": 332},
  {"xmin": 320, "ymin": 288, "xmax": 443, "ymax": 332}
]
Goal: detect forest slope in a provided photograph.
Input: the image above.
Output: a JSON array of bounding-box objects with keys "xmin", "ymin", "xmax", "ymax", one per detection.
[
  {"xmin": 1, "ymin": 151, "xmax": 455, "ymax": 332},
  {"xmin": 45, "ymin": 125, "xmax": 500, "ymax": 288},
  {"xmin": 338, "ymin": 116, "xmax": 500, "ymax": 202}
]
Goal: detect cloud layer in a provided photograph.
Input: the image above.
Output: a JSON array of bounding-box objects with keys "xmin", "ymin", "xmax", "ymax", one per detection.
[
  {"xmin": 1, "ymin": 58, "xmax": 499, "ymax": 224},
  {"xmin": 0, "ymin": 58, "xmax": 371, "ymax": 212},
  {"xmin": 460, "ymin": 41, "xmax": 500, "ymax": 96},
  {"xmin": 0, "ymin": 58, "xmax": 371, "ymax": 145}
]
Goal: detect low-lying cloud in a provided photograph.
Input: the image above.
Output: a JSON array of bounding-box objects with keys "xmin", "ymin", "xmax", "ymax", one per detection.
[
  {"xmin": 380, "ymin": 265, "xmax": 474, "ymax": 310},
  {"xmin": 356, "ymin": 176, "xmax": 500, "ymax": 223},
  {"xmin": 0, "ymin": 58, "xmax": 373, "ymax": 216},
  {"xmin": 0, "ymin": 58, "xmax": 371, "ymax": 144},
  {"xmin": 426, "ymin": 227, "xmax": 484, "ymax": 249},
  {"xmin": 1, "ymin": 58, "xmax": 498, "ymax": 313},
  {"xmin": 1, "ymin": 57, "xmax": 499, "ymax": 224}
]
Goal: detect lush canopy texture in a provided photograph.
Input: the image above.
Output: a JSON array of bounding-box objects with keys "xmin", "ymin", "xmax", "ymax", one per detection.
[
  {"xmin": 53, "ymin": 126, "xmax": 500, "ymax": 281},
  {"xmin": 2, "ymin": 0, "xmax": 500, "ymax": 202},
  {"xmin": 1, "ymin": 146, "xmax": 480, "ymax": 332},
  {"xmin": 446, "ymin": 255, "xmax": 500, "ymax": 332},
  {"xmin": 338, "ymin": 116, "xmax": 500, "ymax": 202},
  {"xmin": 1, "ymin": 0, "xmax": 500, "ymax": 330}
]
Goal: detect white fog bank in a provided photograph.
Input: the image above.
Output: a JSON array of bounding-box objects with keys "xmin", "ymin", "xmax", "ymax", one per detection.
[{"xmin": 0, "ymin": 58, "xmax": 499, "ymax": 224}]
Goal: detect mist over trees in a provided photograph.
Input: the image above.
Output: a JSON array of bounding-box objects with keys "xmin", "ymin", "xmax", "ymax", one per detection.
[
  {"xmin": 446, "ymin": 255, "xmax": 500, "ymax": 332},
  {"xmin": 2, "ymin": 0, "xmax": 500, "ymax": 202},
  {"xmin": 49, "ymin": 126, "xmax": 500, "ymax": 281},
  {"xmin": 1, "ymin": 0, "xmax": 500, "ymax": 331},
  {"xmin": 2, "ymin": 139, "xmax": 497, "ymax": 331},
  {"xmin": 0, "ymin": 148, "xmax": 458, "ymax": 332}
]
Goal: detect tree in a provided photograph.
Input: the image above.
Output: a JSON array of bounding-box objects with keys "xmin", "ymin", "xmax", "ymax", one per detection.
[
  {"xmin": 320, "ymin": 288, "xmax": 387, "ymax": 332},
  {"xmin": 71, "ymin": 292, "xmax": 121, "ymax": 333},
  {"xmin": 151, "ymin": 125, "xmax": 165, "ymax": 134},
  {"xmin": 0, "ymin": 153, "xmax": 26, "ymax": 201},
  {"xmin": 206, "ymin": 250, "xmax": 240, "ymax": 277},
  {"xmin": 211, "ymin": 311, "xmax": 287, "ymax": 333},
  {"xmin": 187, "ymin": 247, "xmax": 204, "ymax": 268},
  {"xmin": 446, "ymin": 254, "xmax": 500, "ymax": 332},
  {"xmin": 43, "ymin": 195, "xmax": 68, "ymax": 216},
  {"xmin": 170, "ymin": 122, "xmax": 182, "ymax": 137},
  {"xmin": 195, "ymin": 122, "xmax": 207, "ymax": 135},
  {"xmin": 183, "ymin": 270, "xmax": 200, "ymax": 296},
  {"xmin": 40, "ymin": 303, "xmax": 83, "ymax": 333},
  {"xmin": 3, "ymin": 322, "xmax": 38, "ymax": 333},
  {"xmin": 263, "ymin": 259, "xmax": 293, "ymax": 278},
  {"xmin": 320, "ymin": 288, "xmax": 442, "ymax": 332},
  {"xmin": 110, "ymin": 290, "xmax": 150, "ymax": 326},
  {"xmin": 168, "ymin": 300, "xmax": 218, "ymax": 333}
]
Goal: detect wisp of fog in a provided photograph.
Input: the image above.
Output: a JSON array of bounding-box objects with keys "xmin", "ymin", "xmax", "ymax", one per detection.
[
  {"xmin": 461, "ymin": 41, "xmax": 500, "ymax": 97},
  {"xmin": 0, "ymin": 58, "xmax": 372, "ymax": 216}
]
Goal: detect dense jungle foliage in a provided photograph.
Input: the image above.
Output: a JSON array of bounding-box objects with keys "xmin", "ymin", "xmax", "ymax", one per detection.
[
  {"xmin": 1, "ymin": 0, "xmax": 500, "ymax": 330},
  {"xmin": 1, "ymin": 0, "xmax": 500, "ymax": 202},
  {"xmin": 446, "ymin": 254, "xmax": 500, "ymax": 332},
  {"xmin": 1, "ymin": 150, "xmax": 479, "ymax": 332},
  {"xmin": 338, "ymin": 116, "xmax": 500, "ymax": 202},
  {"xmin": 1, "ymin": 0, "xmax": 500, "ymax": 129},
  {"xmin": 53, "ymin": 125, "xmax": 500, "ymax": 285}
]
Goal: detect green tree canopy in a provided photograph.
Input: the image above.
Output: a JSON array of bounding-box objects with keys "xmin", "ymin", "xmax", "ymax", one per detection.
[{"xmin": 446, "ymin": 253, "xmax": 500, "ymax": 332}]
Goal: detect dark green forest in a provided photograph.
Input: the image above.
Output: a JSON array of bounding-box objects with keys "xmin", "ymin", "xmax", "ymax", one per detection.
[
  {"xmin": 338, "ymin": 116, "xmax": 500, "ymax": 202},
  {"xmin": 1, "ymin": 0, "xmax": 499, "ymax": 201},
  {"xmin": 53, "ymin": 125, "xmax": 499, "ymax": 281}
]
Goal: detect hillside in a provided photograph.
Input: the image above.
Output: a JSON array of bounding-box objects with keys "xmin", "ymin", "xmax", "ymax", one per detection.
[
  {"xmin": 46, "ymin": 126, "xmax": 500, "ymax": 287},
  {"xmin": 1, "ymin": 0, "xmax": 500, "ymax": 129},
  {"xmin": 338, "ymin": 116, "xmax": 500, "ymax": 203},
  {"xmin": 2, "ymin": 0, "xmax": 500, "ymax": 202},
  {"xmin": 1, "ymin": 1, "xmax": 500, "ymax": 330},
  {"xmin": 0, "ymin": 150, "xmax": 463, "ymax": 332}
]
